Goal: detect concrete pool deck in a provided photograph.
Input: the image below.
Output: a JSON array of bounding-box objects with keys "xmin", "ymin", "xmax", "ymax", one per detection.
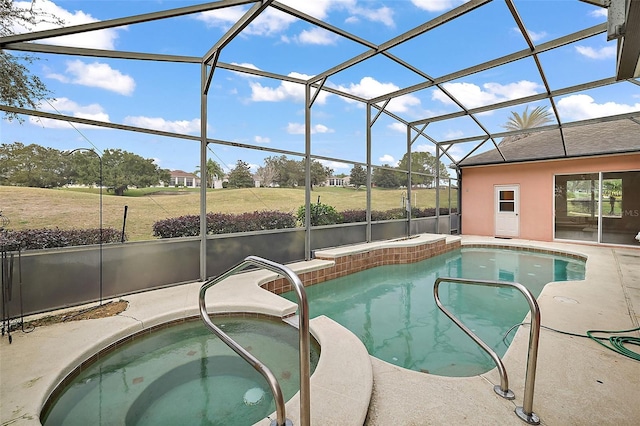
[{"xmin": 1, "ymin": 235, "xmax": 639, "ymax": 425}]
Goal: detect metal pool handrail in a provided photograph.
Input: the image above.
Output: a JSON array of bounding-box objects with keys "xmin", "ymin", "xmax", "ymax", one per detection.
[
  {"xmin": 199, "ymin": 255, "xmax": 311, "ymax": 426},
  {"xmin": 433, "ymin": 277, "xmax": 541, "ymax": 425}
]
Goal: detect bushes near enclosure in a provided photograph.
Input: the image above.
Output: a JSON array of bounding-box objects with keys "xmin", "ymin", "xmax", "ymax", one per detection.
[
  {"xmin": 0, "ymin": 227, "xmax": 123, "ymax": 250},
  {"xmin": 152, "ymin": 210, "xmax": 297, "ymax": 238},
  {"xmin": 0, "ymin": 206, "xmax": 458, "ymax": 247},
  {"xmin": 153, "ymin": 206, "xmax": 458, "ymax": 238}
]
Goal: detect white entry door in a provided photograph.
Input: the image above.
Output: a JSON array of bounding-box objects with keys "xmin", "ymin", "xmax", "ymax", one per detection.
[{"xmin": 495, "ymin": 185, "xmax": 519, "ymax": 238}]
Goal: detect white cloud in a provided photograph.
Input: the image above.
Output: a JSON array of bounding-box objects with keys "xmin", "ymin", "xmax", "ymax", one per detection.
[
  {"xmin": 196, "ymin": 0, "xmax": 394, "ymax": 35},
  {"xmin": 338, "ymin": 76, "xmax": 398, "ymax": 99},
  {"xmin": 48, "ymin": 60, "xmax": 135, "ymax": 95},
  {"xmin": 123, "ymin": 116, "xmax": 201, "ymax": 134},
  {"xmin": 286, "ymin": 122, "xmax": 334, "ymax": 134},
  {"xmin": 512, "ymin": 27, "xmax": 547, "ymax": 42},
  {"xmin": 432, "ymin": 80, "xmax": 543, "ymax": 109},
  {"xmin": 589, "ymin": 8, "xmax": 608, "ymax": 18},
  {"xmin": 557, "ymin": 94, "xmax": 640, "ymax": 121},
  {"xmin": 319, "ymin": 159, "xmax": 350, "ymax": 170},
  {"xmin": 575, "ymin": 45, "xmax": 616, "ymax": 60},
  {"xmin": 349, "ymin": 5, "xmax": 394, "ymax": 27},
  {"xmin": 195, "ymin": 7, "xmax": 248, "ymax": 31},
  {"xmin": 14, "ymin": 0, "xmax": 121, "ymax": 49},
  {"xmin": 414, "ymin": 144, "xmax": 436, "ymax": 154},
  {"xmin": 444, "ymin": 130, "xmax": 464, "ymax": 139},
  {"xmin": 254, "ymin": 135, "xmax": 271, "ymax": 143},
  {"xmin": 297, "ymin": 27, "xmax": 339, "ymax": 45},
  {"xmin": 250, "ymin": 72, "xmax": 330, "ymax": 104},
  {"xmin": 410, "ymin": 0, "xmax": 464, "ymax": 12},
  {"xmin": 29, "ymin": 97, "xmax": 110, "ymax": 128},
  {"xmin": 378, "ymin": 154, "xmax": 396, "ymax": 165},
  {"xmin": 229, "ymin": 62, "xmax": 264, "ymax": 78},
  {"xmin": 388, "ymin": 122, "xmax": 407, "ymax": 133},
  {"xmin": 336, "ymin": 77, "xmax": 421, "ymax": 113}
]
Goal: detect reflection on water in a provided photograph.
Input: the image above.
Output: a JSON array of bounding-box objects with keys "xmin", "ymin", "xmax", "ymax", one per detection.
[
  {"xmin": 284, "ymin": 248, "xmax": 585, "ymax": 377},
  {"xmin": 42, "ymin": 318, "xmax": 320, "ymax": 426}
]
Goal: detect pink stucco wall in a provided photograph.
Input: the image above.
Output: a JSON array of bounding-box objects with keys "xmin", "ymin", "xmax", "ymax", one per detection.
[{"xmin": 460, "ymin": 153, "xmax": 640, "ymax": 241}]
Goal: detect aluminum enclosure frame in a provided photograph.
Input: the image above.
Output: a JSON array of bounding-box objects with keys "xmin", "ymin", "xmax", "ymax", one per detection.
[{"xmin": 1, "ymin": 0, "xmax": 639, "ymax": 281}]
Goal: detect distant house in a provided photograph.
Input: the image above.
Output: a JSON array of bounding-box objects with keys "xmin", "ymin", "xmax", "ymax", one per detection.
[
  {"xmin": 168, "ymin": 170, "xmax": 200, "ymax": 188},
  {"xmin": 325, "ymin": 176, "xmax": 350, "ymax": 187},
  {"xmin": 458, "ymin": 119, "xmax": 640, "ymax": 246}
]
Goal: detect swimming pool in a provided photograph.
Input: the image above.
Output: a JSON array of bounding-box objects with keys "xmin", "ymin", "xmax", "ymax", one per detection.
[
  {"xmin": 283, "ymin": 247, "xmax": 585, "ymax": 377},
  {"xmin": 41, "ymin": 316, "xmax": 320, "ymax": 426}
]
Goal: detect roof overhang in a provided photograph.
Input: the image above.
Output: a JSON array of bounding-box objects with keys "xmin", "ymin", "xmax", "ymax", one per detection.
[{"xmin": 615, "ymin": 0, "xmax": 640, "ymax": 78}]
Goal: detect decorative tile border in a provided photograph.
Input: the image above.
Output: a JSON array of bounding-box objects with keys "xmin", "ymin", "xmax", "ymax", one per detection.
[
  {"xmin": 462, "ymin": 243, "xmax": 587, "ymax": 261},
  {"xmin": 262, "ymin": 238, "xmax": 461, "ymax": 295}
]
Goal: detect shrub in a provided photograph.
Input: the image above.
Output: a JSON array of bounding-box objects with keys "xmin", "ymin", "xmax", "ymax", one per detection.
[
  {"xmin": 153, "ymin": 210, "xmax": 297, "ymax": 238},
  {"xmin": 0, "ymin": 227, "xmax": 123, "ymax": 251},
  {"xmin": 341, "ymin": 209, "xmax": 367, "ymax": 223},
  {"xmin": 153, "ymin": 205, "xmax": 458, "ymax": 237},
  {"xmin": 153, "ymin": 215, "xmax": 200, "ymax": 238},
  {"xmin": 297, "ymin": 203, "xmax": 343, "ymax": 226}
]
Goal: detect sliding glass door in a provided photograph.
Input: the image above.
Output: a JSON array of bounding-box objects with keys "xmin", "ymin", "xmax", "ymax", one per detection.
[{"xmin": 555, "ymin": 171, "xmax": 640, "ymax": 246}]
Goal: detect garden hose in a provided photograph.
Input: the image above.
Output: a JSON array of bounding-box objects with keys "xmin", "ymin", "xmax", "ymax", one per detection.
[
  {"xmin": 586, "ymin": 327, "xmax": 640, "ymax": 362},
  {"xmin": 503, "ymin": 323, "xmax": 640, "ymax": 361}
]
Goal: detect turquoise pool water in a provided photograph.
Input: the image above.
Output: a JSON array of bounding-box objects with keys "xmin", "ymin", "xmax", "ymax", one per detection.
[
  {"xmin": 284, "ymin": 248, "xmax": 585, "ymax": 377},
  {"xmin": 41, "ymin": 317, "xmax": 320, "ymax": 426}
]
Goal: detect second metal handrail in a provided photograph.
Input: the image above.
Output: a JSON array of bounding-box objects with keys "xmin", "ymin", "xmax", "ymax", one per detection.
[
  {"xmin": 199, "ymin": 255, "xmax": 311, "ymax": 426},
  {"xmin": 434, "ymin": 277, "xmax": 541, "ymax": 425}
]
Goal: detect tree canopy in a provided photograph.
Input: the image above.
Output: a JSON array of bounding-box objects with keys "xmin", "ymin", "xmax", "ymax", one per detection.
[
  {"xmin": 226, "ymin": 160, "xmax": 254, "ymax": 188},
  {"xmin": 372, "ymin": 164, "xmax": 402, "ymax": 188},
  {"xmin": 71, "ymin": 148, "xmax": 170, "ymax": 196},
  {"xmin": 350, "ymin": 164, "xmax": 366, "ymax": 189},
  {"xmin": 0, "ymin": 142, "xmax": 70, "ymax": 187},
  {"xmin": 397, "ymin": 151, "xmax": 449, "ymax": 188},
  {"xmin": 0, "ymin": 142, "xmax": 170, "ymax": 194},
  {"xmin": 261, "ymin": 155, "xmax": 332, "ymax": 188},
  {"xmin": 1, "ymin": 1, "xmax": 63, "ymax": 122}
]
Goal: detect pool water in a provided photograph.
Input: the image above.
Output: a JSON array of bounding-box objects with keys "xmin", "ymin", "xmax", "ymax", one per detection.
[
  {"xmin": 41, "ymin": 317, "xmax": 320, "ymax": 426},
  {"xmin": 284, "ymin": 248, "xmax": 585, "ymax": 377}
]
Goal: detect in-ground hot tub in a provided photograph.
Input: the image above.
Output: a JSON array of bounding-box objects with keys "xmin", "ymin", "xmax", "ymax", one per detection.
[{"xmin": 41, "ymin": 316, "xmax": 320, "ymax": 426}]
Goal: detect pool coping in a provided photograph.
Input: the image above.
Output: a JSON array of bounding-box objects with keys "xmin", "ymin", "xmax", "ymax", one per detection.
[{"xmin": 1, "ymin": 234, "xmax": 639, "ymax": 426}]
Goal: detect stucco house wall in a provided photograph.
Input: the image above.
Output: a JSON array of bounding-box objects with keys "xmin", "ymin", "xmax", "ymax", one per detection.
[{"xmin": 460, "ymin": 153, "xmax": 640, "ymax": 241}]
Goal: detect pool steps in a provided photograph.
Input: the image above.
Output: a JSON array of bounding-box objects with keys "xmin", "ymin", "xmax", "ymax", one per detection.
[{"xmin": 202, "ymin": 233, "xmax": 463, "ymax": 425}]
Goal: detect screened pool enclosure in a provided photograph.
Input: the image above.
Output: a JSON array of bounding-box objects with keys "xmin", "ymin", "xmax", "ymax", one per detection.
[{"xmin": 1, "ymin": 0, "xmax": 639, "ymax": 314}]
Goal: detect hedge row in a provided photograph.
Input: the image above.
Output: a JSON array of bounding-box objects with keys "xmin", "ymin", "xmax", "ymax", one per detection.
[
  {"xmin": 154, "ymin": 206, "xmax": 458, "ymax": 238},
  {"xmin": 0, "ymin": 227, "xmax": 123, "ymax": 251},
  {"xmin": 152, "ymin": 210, "xmax": 297, "ymax": 238}
]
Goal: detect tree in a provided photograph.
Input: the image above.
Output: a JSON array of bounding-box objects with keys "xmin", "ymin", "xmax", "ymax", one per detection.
[
  {"xmin": 372, "ymin": 164, "xmax": 401, "ymax": 188},
  {"xmin": 503, "ymin": 106, "xmax": 553, "ymax": 131},
  {"xmin": 308, "ymin": 159, "xmax": 332, "ymax": 189},
  {"xmin": 1, "ymin": 1, "xmax": 63, "ymax": 122},
  {"xmin": 397, "ymin": 151, "xmax": 449, "ymax": 188},
  {"xmin": 226, "ymin": 160, "xmax": 254, "ymax": 188},
  {"xmin": 194, "ymin": 158, "xmax": 224, "ymax": 188},
  {"xmin": 350, "ymin": 164, "xmax": 366, "ymax": 189},
  {"xmin": 266, "ymin": 155, "xmax": 303, "ymax": 187},
  {"xmin": 73, "ymin": 148, "xmax": 170, "ymax": 196},
  {"xmin": 0, "ymin": 142, "xmax": 70, "ymax": 187},
  {"xmin": 255, "ymin": 161, "xmax": 278, "ymax": 187}
]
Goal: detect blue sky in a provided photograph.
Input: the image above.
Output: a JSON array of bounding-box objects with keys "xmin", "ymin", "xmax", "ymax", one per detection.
[{"xmin": 2, "ymin": 0, "xmax": 639, "ymax": 176}]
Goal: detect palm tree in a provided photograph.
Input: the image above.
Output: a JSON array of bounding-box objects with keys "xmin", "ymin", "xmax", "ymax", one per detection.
[
  {"xmin": 502, "ymin": 105, "xmax": 553, "ymax": 131},
  {"xmin": 194, "ymin": 158, "xmax": 224, "ymax": 188}
]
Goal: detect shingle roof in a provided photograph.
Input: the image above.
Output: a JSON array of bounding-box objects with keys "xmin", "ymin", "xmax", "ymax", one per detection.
[{"xmin": 459, "ymin": 119, "xmax": 640, "ymax": 166}]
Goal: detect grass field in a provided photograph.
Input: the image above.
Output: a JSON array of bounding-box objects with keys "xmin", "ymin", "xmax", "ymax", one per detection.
[{"xmin": 0, "ymin": 186, "xmax": 457, "ymax": 241}]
